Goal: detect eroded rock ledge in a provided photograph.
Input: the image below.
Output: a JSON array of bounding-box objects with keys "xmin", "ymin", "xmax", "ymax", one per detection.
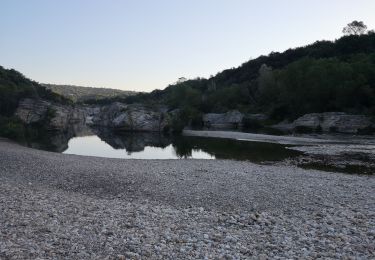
[
  {"xmin": 16, "ymin": 99, "xmax": 171, "ymax": 132},
  {"xmin": 273, "ymin": 112, "xmax": 375, "ymax": 134},
  {"xmin": 88, "ymin": 102, "xmax": 169, "ymax": 132},
  {"xmin": 16, "ymin": 98, "xmax": 85, "ymax": 131},
  {"xmin": 202, "ymin": 110, "xmax": 374, "ymax": 134}
]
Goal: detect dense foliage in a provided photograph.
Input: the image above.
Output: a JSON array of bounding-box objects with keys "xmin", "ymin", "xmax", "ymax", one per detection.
[
  {"xmin": 110, "ymin": 33, "xmax": 375, "ymax": 125},
  {"xmin": 257, "ymin": 54, "xmax": 375, "ymax": 119},
  {"xmin": 0, "ymin": 66, "xmax": 69, "ymax": 116},
  {"xmin": 44, "ymin": 84, "xmax": 137, "ymax": 102},
  {"xmin": 0, "ymin": 66, "xmax": 69, "ymax": 139}
]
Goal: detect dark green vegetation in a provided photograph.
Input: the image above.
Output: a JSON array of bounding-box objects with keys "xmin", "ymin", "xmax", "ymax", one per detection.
[
  {"xmin": 172, "ymin": 136, "xmax": 301, "ymax": 162},
  {"xmin": 44, "ymin": 84, "xmax": 138, "ymax": 102},
  {"xmin": 0, "ymin": 66, "xmax": 69, "ymax": 140},
  {"xmin": 95, "ymin": 33, "xmax": 375, "ymax": 129},
  {"xmin": 0, "ymin": 66, "xmax": 69, "ymax": 116},
  {"xmin": 257, "ymin": 54, "xmax": 375, "ymax": 120}
]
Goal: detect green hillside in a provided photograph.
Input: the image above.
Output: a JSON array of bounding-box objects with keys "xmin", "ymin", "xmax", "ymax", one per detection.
[
  {"xmin": 119, "ymin": 33, "xmax": 375, "ymax": 128},
  {"xmin": 0, "ymin": 67, "xmax": 69, "ymax": 139},
  {"xmin": 44, "ymin": 84, "xmax": 138, "ymax": 102},
  {"xmin": 0, "ymin": 67, "xmax": 68, "ymax": 117},
  {"xmin": 2, "ymin": 30, "xmax": 375, "ymax": 135}
]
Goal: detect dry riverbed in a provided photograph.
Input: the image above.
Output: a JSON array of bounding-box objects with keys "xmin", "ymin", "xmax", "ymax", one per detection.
[{"xmin": 0, "ymin": 139, "xmax": 374, "ymax": 259}]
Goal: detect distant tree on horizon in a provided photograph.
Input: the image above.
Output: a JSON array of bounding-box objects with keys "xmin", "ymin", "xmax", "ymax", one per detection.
[
  {"xmin": 177, "ymin": 77, "xmax": 187, "ymax": 84},
  {"xmin": 343, "ymin": 21, "xmax": 368, "ymax": 35}
]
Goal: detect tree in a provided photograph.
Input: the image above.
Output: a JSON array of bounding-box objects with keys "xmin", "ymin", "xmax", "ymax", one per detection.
[
  {"xmin": 257, "ymin": 64, "xmax": 276, "ymax": 103},
  {"xmin": 176, "ymin": 77, "xmax": 187, "ymax": 84},
  {"xmin": 343, "ymin": 21, "xmax": 367, "ymax": 35}
]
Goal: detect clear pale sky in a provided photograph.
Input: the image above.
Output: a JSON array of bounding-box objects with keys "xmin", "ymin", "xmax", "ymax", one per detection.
[{"xmin": 1, "ymin": 0, "xmax": 375, "ymax": 92}]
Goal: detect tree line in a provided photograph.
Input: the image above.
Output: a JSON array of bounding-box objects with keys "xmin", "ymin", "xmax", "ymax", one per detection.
[{"xmin": 112, "ymin": 26, "xmax": 375, "ymax": 129}]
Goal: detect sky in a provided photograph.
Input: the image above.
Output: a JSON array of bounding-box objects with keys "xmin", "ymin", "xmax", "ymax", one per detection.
[{"xmin": 1, "ymin": 0, "xmax": 375, "ymax": 92}]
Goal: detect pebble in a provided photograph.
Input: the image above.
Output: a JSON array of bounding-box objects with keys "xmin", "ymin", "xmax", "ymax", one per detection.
[{"xmin": 0, "ymin": 140, "xmax": 373, "ymax": 259}]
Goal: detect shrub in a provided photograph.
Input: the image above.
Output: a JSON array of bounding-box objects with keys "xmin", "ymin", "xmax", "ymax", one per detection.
[{"xmin": 0, "ymin": 116, "xmax": 26, "ymax": 141}]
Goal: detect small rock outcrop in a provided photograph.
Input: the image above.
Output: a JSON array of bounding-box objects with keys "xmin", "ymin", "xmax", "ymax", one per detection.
[
  {"xmin": 203, "ymin": 110, "xmax": 244, "ymax": 129},
  {"xmin": 90, "ymin": 102, "xmax": 169, "ymax": 132},
  {"xmin": 273, "ymin": 112, "xmax": 375, "ymax": 134}
]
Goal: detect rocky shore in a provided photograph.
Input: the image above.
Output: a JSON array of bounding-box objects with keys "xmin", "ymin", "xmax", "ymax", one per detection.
[
  {"xmin": 0, "ymin": 139, "xmax": 374, "ymax": 259},
  {"xmin": 184, "ymin": 130, "xmax": 375, "ymax": 174}
]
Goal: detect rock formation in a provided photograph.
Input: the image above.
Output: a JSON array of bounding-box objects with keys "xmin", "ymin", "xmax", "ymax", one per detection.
[
  {"xmin": 16, "ymin": 98, "xmax": 374, "ymax": 135},
  {"xmin": 16, "ymin": 99, "xmax": 171, "ymax": 133},
  {"xmin": 16, "ymin": 98, "xmax": 86, "ymax": 131},
  {"xmin": 273, "ymin": 112, "xmax": 375, "ymax": 134},
  {"xmin": 203, "ymin": 110, "xmax": 244, "ymax": 129},
  {"xmin": 90, "ymin": 102, "xmax": 169, "ymax": 132}
]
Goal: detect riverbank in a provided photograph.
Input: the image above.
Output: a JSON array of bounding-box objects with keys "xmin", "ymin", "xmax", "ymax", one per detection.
[
  {"xmin": 183, "ymin": 129, "xmax": 359, "ymax": 145},
  {"xmin": 0, "ymin": 139, "xmax": 374, "ymax": 259},
  {"xmin": 183, "ymin": 130, "xmax": 375, "ymax": 174}
]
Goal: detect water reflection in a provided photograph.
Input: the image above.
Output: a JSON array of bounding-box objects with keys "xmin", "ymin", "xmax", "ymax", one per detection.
[
  {"xmin": 22, "ymin": 124, "xmax": 375, "ymax": 174},
  {"xmin": 92, "ymin": 129, "xmax": 170, "ymax": 153},
  {"xmin": 24, "ymin": 123, "xmax": 93, "ymax": 153},
  {"xmin": 172, "ymin": 136, "xmax": 301, "ymax": 162},
  {"xmin": 64, "ymin": 135, "xmax": 215, "ymax": 159},
  {"xmin": 26, "ymin": 125, "xmax": 301, "ymax": 162}
]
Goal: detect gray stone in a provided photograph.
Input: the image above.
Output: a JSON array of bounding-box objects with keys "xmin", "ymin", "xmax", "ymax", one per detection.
[
  {"xmin": 16, "ymin": 99, "xmax": 170, "ymax": 133},
  {"xmin": 203, "ymin": 110, "xmax": 244, "ymax": 129},
  {"xmin": 15, "ymin": 98, "xmax": 49, "ymax": 124},
  {"xmin": 272, "ymin": 112, "xmax": 375, "ymax": 134},
  {"xmin": 91, "ymin": 103, "xmax": 169, "ymax": 132},
  {"xmin": 0, "ymin": 141, "xmax": 373, "ymax": 260},
  {"xmin": 16, "ymin": 98, "xmax": 86, "ymax": 131}
]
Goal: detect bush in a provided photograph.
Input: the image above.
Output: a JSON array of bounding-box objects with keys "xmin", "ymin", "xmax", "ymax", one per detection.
[
  {"xmin": 0, "ymin": 116, "xmax": 26, "ymax": 141},
  {"xmin": 242, "ymin": 118, "xmax": 263, "ymax": 131}
]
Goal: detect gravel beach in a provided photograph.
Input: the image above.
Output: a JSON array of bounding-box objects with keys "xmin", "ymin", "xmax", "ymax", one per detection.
[{"xmin": 0, "ymin": 139, "xmax": 374, "ymax": 259}]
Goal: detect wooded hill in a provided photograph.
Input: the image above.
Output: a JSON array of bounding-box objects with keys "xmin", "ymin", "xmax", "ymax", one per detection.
[
  {"xmin": 119, "ymin": 33, "xmax": 375, "ymax": 126},
  {"xmin": 0, "ymin": 67, "xmax": 69, "ymax": 117},
  {"xmin": 0, "ymin": 66, "xmax": 70, "ymax": 140},
  {"xmin": 44, "ymin": 84, "xmax": 138, "ymax": 102}
]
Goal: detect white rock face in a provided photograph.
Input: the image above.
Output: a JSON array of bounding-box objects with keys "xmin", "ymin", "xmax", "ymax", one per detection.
[
  {"xmin": 16, "ymin": 98, "xmax": 86, "ymax": 131},
  {"xmin": 15, "ymin": 98, "xmax": 50, "ymax": 124},
  {"xmin": 92, "ymin": 103, "xmax": 169, "ymax": 132}
]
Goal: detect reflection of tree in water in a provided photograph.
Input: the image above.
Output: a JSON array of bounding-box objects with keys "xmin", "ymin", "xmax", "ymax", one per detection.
[
  {"xmin": 92, "ymin": 128, "xmax": 171, "ymax": 154},
  {"xmin": 26, "ymin": 125, "xmax": 302, "ymax": 163},
  {"xmin": 25, "ymin": 123, "xmax": 93, "ymax": 152},
  {"xmin": 172, "ymin": 136, "xmax": 302, "ymax": 162},
  {"xmin": 171, "ymin": 137, "xmax": 193, "ymax": 158}
]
